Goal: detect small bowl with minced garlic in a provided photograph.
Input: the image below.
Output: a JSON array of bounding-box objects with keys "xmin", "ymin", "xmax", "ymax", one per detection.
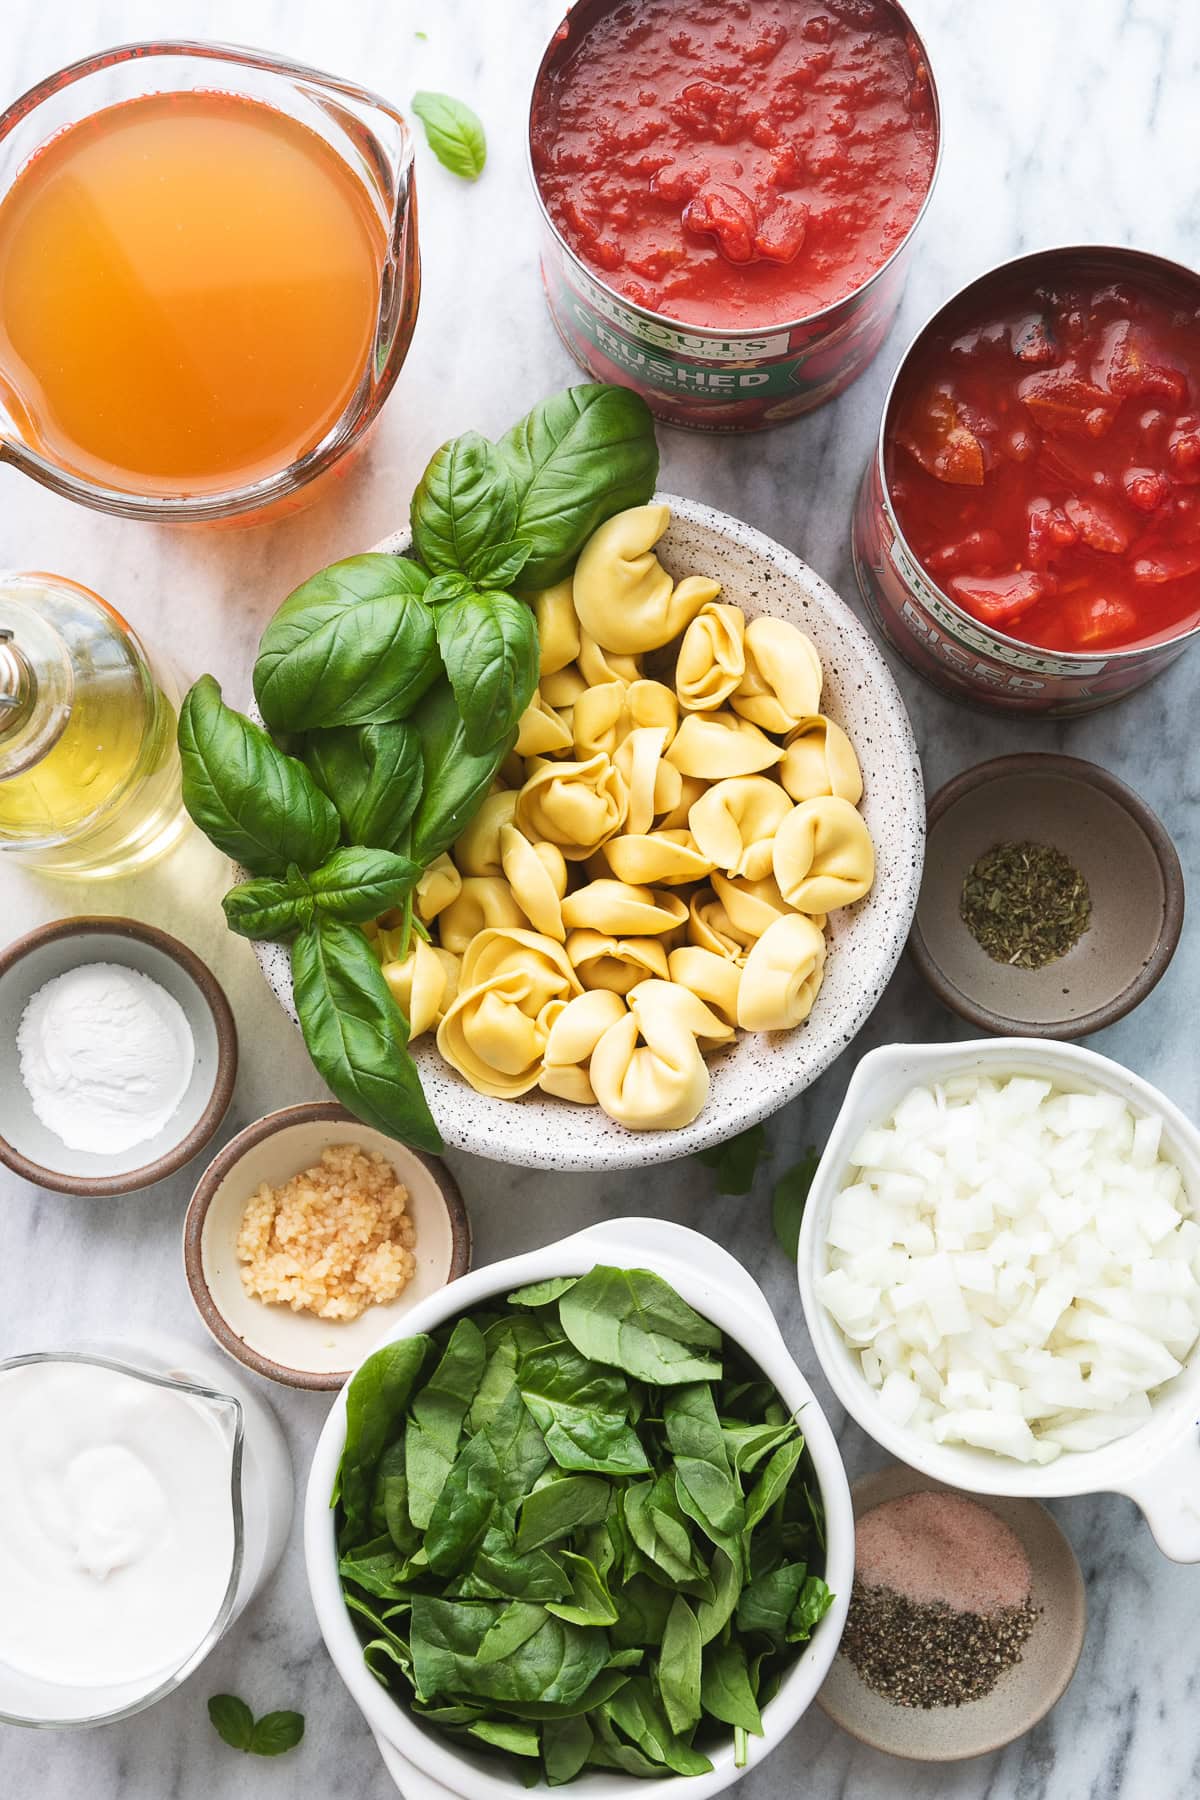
[{"xmin": 183, "ymin": 1103, "xmax": 471, "ymax": 1389}]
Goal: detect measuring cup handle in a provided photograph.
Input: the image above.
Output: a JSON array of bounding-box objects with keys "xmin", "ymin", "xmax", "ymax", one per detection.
[{"xmin": 1120, "ymin": 1428, "xmax": 1200, "ymax": 1561}]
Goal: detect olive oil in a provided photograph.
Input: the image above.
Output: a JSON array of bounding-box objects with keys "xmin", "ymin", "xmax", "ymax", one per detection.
[{"xmin": 0, "ymin": 575, "xmax": 187, "ymax": 876}]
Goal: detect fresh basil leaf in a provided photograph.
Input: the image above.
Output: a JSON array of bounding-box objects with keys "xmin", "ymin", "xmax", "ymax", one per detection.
[
  {"xmin": 304, "ymin": 721, "xmax": 423, "ymax": 853},
  {"xmin": 338, "ymin": 1337, "xmax": 434, "ymax": 1543},
  {"xmin": 408, "ymin": 678, "xmax": 515, "ymax": 865},
  {"xmin": 658, "ymin": 1597, "xmax": 702, "ymax": 1736},
  {"xmin": 516, "ymin": 1476, "xmax": 610, "ymax": 1553},
  {"xmin": 700, "ymin": 1642, "xmax": 763, "ymax": 1736},
  {"xmin": 695, "ymin": 1123, "xmax": 767, "ymax": 1195},
  {"xmin": 207, "ymin": 1695, "xmax": 254, "ymax": 1752},
  {"xmin": 425, "ymin": 571, "xmax": 476, "ymax": 606},
  {"xmin": 498, "ymin": 385, "xmax": 660, "ymax": 590},
  {"xmin": 222, "ymin": 865, "xmax": 313, "ymax": 941},
  {"xmin": 558, "ymin": 1266, "xmax": 722, "ymax": 1386},
  {"xmin": 248, "ymin": 1711, "xmax": 306, "ymax": 1757},
  {"xmin": 411, "ymin": 431, "xmax": 516, "ymax": 576},
  {"xmin": 291, "ymin": 918, "xmax": 441, "ymax": 1153},
  {"xmin": 772, "ymin": 1147, "xmax": 820, "ymax": 1261},
  {"xmin": 410, "ymin": 90, "xmax": 487, "ymax": 181},
  {"xmin": 435, "ymin": 592, "xmax": 539, "ymax": 754},
  {"xmin": 178, "ymin": 676, "xmax": 339, "ymax": 876},
  {"xmin": 254, "ymin": 554, "xmax": 438, "ymax": 732},
  {"xmin": 470, "ymin": 537, "xmax": 534, "ymax": 589},
  {"xmin": 308, "ymin": 847, "xmax": 421, "ymax": 922}
]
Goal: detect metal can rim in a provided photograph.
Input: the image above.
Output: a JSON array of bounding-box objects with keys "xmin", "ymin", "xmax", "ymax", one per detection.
[
  {"xmin": 525, "ymin": 0, "xmax": 943, "ymax": 344},
  {"xmin": 873, "ymin": 240, "xmax": 1200, "ymax": 670}
]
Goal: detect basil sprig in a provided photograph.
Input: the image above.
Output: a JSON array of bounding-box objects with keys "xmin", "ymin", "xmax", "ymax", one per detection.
[
  {"xmin": 177, "ymin": 383, "xmax": 659, "ymax": 1152},
  {"xmin": 332, "ymin": 1266, "xmax": 834, "ymax": 1785}
]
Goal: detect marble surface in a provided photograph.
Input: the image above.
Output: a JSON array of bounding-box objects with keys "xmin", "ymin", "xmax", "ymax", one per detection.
[{"xmin": 1, "ymin": 0, "xmax": 1198, "ymax": 1795}]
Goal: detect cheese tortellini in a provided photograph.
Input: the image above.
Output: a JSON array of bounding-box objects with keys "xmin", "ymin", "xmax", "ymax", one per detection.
[{"xmin": 369, "ymin": 502, "xmax": 877, "ymax": 1133}]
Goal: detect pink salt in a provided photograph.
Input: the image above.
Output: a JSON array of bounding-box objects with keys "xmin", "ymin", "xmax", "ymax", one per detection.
[{"xmin": 855, "ymin": 1492, "xmax": 1031, "ymax": 1615}]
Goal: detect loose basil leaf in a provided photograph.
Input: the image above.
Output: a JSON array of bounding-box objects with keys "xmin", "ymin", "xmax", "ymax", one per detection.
[
  {"xmin": 771, "ymin": 1146, "xmax": 820, "ymax": 1261},
  {"xmin": 254, "ymin": 554, "xmax": 438, "ymax": 732},
  {"xmin": 178, "ymin": 676, "xmax": 339, "ymax": 877},
  {"xmin": 700, "ymin": 1642, "xmax": 763, "ymax": 1736},
  {"xmin": 435, "ymin": 591, "xmax": 539, "ymax": 754},
  {"xmin": 291, "ymin": 917, "xmax": 441, "ymax": 1153},
  {"xmin": 304, "ymin": 722, "xmax": 423, "ymax": 853},
  {"xmin": 222, "ymin": 864, "xmax": 314, "ymax": 941},
  {"xmin": 498, "ymin": 385, "xmax": 660, "ymax": 590},
  {"xmin": 307, "ymin": 847, "xmax": 421, "ymax": 923},
  {"xmin": 248, "ymin": 1711, "xmax": 306, "ymax": 1757},
  {"xmin": 408, "ymin": 678, "xmax": 515, "ymax": 866},
  {"xmin": 470, "ymin": 537, "xmax": 533, "ymax": 589},
  {"xmin": 424, "ymin": 571, "xmax": 476, "ymax": 607},
  {"xmin": 207, "ymin": 1695, "xmax": 254, "ymax": 1752},
  {"xmin": 558, "ymin": 1266, "xmax": 723, "ymax": 1386},
  {"xmin": 411, "ymin": 431, "xmax": 516, "ymax": 576},
  {"xmin": 410, "ymin": 90, "xmax": 487, "ymax": 182},
  {"xmin": 657, "ymin": 1597, "xmax": 702, "ymax": 1736},
  {"xmin": 695, "ymin": 1122, "xmax": 767, "ymax": 1195}
]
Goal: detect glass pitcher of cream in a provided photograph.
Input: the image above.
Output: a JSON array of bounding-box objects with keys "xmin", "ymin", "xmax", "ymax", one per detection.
[
  {"xmin": 0, "ymin": 1343, "xmax": 292, "ymax": 1729},
  {"xmin": 0, "ymin": 42, "xmax": 419, "ymax": 525}
]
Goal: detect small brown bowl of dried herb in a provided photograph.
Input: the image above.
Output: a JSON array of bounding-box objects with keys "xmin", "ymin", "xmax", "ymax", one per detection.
[
  {"xmin": 816, "ymin": 1464, "xmax": 1086, "ymax": 1761},
  {"xmin": 910, "ymin": 753, "xmax": 1184, "ymax": 1039}
]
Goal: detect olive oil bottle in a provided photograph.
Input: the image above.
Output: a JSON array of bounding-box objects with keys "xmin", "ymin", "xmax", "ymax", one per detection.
[{"xmin": 0, "ymin": 574, "xmax": 187, "ymax": 876}]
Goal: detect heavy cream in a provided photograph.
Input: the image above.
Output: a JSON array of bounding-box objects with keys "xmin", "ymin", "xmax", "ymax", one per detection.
[{"xmin": 0, "ymin": 1360, "xmax": 236, "ymax": 1688}]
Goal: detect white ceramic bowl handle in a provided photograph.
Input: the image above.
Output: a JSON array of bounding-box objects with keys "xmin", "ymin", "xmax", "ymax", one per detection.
[
  {"xmin": 1120, "ymin": 1429, "xmax": 1200, "ymax": 1562},
  {"xmin": 374, "ymin": 1730, "xmax": 463, "ymax": 1798}
]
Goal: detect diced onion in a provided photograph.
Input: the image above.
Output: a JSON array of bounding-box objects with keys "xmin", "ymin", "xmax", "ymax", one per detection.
[{"xmin": 817, "ymin": 1073, "xmax": 1200, "ymax": 1463}]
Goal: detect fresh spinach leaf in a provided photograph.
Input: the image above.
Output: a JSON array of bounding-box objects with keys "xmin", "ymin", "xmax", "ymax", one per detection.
[
  {"xmin": 604, "ymin": 1678, "xmax": 712, "ymax": 1777},
  {"xmin": 694, "ymin": 1547, "xmax": 741, "ymax": 1646},
  {"xmin": 695, "ymin": 1122, "xmax": 767, "ymax": 1195},
  {"xmin": 663, "ymin": 1383, "xmax": 744, "ymax": 1565},
  {"xmin": 304, "ymin": 721, "xmax": 423, "ymax": 853},
  {"xmin": 423, "ymin": 1425, "xmax": 502, "ymax": 1578},
  {"xmin": 735, "ymin": 1561, "xmax": 812, "ymax": 1647},
  {"xmin": 406, "ymin": 1319, "xmax": 487, "ymax": 1530},
  {"xmin": 292, "ymin": 917, "xmax": 441, "ymax": 1152},
  {"xmin": 498, "ymin": 385, "xmax": 660, "ymax": 590},
  {"xmin": 700, "ymin": 1642, "xmax": 763, "ymax": 1736},
  {"xmin": 338, "ymin": 1336, "xmax": 433, "ymax": 1543},
  {"xmin": 178, "ymin": 676, "xmax": 339, "ymax": 876},
  {"xmin": 468, "ymin": 1328, "xmax": 520, "ymax": 1434},
  {"xmin": 543, "ymin": 1714, "xmax": 593, "ymax": 1785},
  {"xmin": 435, "ymin": 591, "xmax": 539, "ymax": 753},
  {"xmin": 558, "ymin": 1266, "xmax": 722, "ymax": 1386},
  {"xmin": 412, "ymin": 431, "xmax": 516, "ymax": 575},
  {"xmin": 407, "ymin": 678, "xmax": 515, "ymax": 866},
  {"xmin": 518, "ymin": 1342, "xmax": 649, "ymax": 1476},
  {"xmin": 410, "ymin": 1597, "xmax": 607, "ymax": 1708},
  {"xmin": 516, "ymin": 1477, "xmax": 610, "ymax": 1553},
  {"xmin": 622, "ymin": 1477, "xmax": 706, "ymax": 1587},
  {"xmin": 508, "ymin": 1277, "xmax": 579, "ymax": 1309},
  {"xmin": 254, "ymin": 554, "xmax": 437, "ymax": 732},
  {"xmin": 788, "ymin": 1573, "xmax": 834, "ymax": 1642},
  {"xmin": 410, "ymin": 91, "xmax": 487, "ymax": 181},
  {"xmin": 657, "ymin": 1597, "xmax": 702, "ymax": 1736},
  {"xmin": 743, "ymin": 1435, "xmax": 806, "ymax": 1535},
  {"xmin": 468, "ymin": 1718, "xmax": 539, "ymax": 1758},
  {"xmin": 772, "ymin": 1147, "xmax": 821, "ymax": 1261},
  {"xmin": 545, "ymin": 1551, "xmax": 619, "ymax": 1628}
]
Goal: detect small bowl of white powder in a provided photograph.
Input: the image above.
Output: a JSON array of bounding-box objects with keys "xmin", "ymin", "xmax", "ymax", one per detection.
[{"xmin": 0, "ymin": 917, "xmax": 237, "ymax": 1195}]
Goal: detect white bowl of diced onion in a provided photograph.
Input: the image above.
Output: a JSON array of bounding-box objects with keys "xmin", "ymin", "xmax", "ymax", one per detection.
[{"xmin": 798, "ymin": 1038, "xmax": 1200, "ymax": 1561}]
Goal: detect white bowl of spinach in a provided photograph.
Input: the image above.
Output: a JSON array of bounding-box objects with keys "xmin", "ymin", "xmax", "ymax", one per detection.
[{"xmin": 304, "ymin": 1218, "xmax": 853, "ymax": 1795}]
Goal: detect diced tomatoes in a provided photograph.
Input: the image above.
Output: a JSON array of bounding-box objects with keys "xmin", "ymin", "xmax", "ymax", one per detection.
[
  {"xmin": 1122, "ymin": 467, "xmax": 1170, "ymax": 511},
  {"xmin": 1026, "ymin": 498, "xmax": 1078, "ymax": 565},
  {"xmin": 1064, "ymin": 495, "xmax": 1131, "ymax": 554},
  {"xmin": 896, "ymin": 385, "xmax": 985, "ymax": 486},
  {"xmin": 1132, "ymin": 546, "xmax": 1200, "ymax": 585},
  {"xmin": 925, "ymin": 529, "xmax": 1005, "ymax": 574},
  {"xmin": 1016, "ymin": 370, "xmax": 1117, "ymax": 439},
  {"xmin": 948, "ymin": 570, "xmax": 1045, "ymax": 625},
  {"xmin": 1091, "ymin": 320, "xmax": 1188, "ymax": 406},
  {"xmin": 1063, "ymin": 593, "xmax": 1139, "ymax": 645}
]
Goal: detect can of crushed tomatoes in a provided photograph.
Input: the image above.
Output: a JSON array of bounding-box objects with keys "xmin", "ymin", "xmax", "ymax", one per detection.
[
  {"xmin": 853, "ymin": 245, "xmax": 1200, "ymax": 716},
  {"xmin": 527, "ymin": 0, "xmax": 941, "ymax": 432}
]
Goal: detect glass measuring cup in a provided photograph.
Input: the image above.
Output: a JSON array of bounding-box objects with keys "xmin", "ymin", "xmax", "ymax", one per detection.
[
  {"xmin": 0, "ymin": 1343, "xmax": 292, "ymax": 1728},
  {"xmin": 0, "ymin": 41, "xmax": 419, "ymax": 525}
]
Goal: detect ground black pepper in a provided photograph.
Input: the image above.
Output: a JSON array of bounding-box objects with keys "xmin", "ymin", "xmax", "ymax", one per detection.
[{"xmin": 840, "ymin": 1577, "xmax": 1039, "ymax": 1708}]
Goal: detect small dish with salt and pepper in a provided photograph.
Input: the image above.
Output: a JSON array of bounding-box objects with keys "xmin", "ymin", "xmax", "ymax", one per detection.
[
  {"xmin": 911, "ymin": 753, "xmax": 1183, "ymax": 1039},
  {"xmin": 0, "ymin": 916, "xmax": 237, "ymax": 1196},
  {"xmin": 817, "ymin": 1464, "xmax": 1085, "ymax": 1761}
]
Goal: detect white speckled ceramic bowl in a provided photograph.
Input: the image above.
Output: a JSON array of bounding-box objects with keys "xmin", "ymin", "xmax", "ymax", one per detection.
[{"xmin": 253, "ymin": 495, "xmax": 924, "ymax": 1170}]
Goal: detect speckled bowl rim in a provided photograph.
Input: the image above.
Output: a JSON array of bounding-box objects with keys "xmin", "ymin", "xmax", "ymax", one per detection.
[
  {"xmin": 817, "ymin": 1464, "xmax": 1086, "ymax": 1761},
  {"xmin": 251, "ymin": 493, "xmax": 926, "ymax": 1169},
  {"xmin": 0, "ymin": 916, "xmax": 238, "ymax": 1196},
  {"xmin": 910, "ymin": 752, "xmax": 1185, "ymax": 1039},
  {"xmin": 182, "ymin": 1101, "xmax": 472, "ymax": 1391}
]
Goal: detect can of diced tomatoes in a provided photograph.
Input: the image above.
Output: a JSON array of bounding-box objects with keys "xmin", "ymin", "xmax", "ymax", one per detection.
[
  {"xmin": 527, "ymin": 0, "xmax": 941, "ymax": 432},
  {"xmin": 853, "ymin": 245, "xmax": 1200, "ymax": 715}
]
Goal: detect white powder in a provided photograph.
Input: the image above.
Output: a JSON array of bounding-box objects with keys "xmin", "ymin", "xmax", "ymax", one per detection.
[{"xmin": 17, "ymin": 963, "xmax": 195, "ymax": 1155}]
